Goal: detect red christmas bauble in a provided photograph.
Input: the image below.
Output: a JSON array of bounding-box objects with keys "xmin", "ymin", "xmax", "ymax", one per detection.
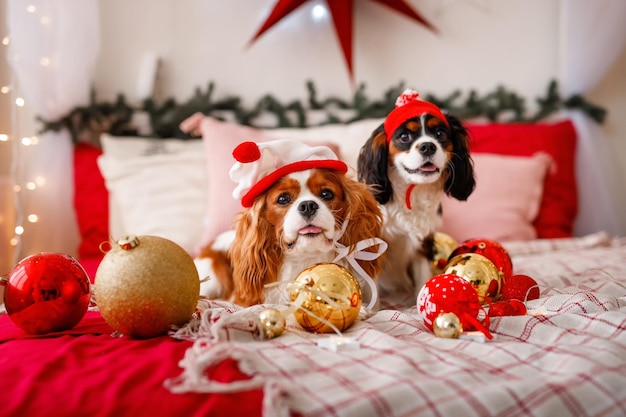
[
  {"xmin": 449, "ymin": 238, "xmax": 513, "ymax": 285},
  {"xmin": 417, "ymin": 274, "xmax": 489, "ymax": 337},
  {"xmin": 2, "ymin": 253, "xmax": 91, "ymax": 334},
  {"xmin": 501, "ymin": 274, "xmax": 540, "ymax": 302},
  {"xmin": 488, "ymin": 299, "xmax": 527, "ymax": 317}
]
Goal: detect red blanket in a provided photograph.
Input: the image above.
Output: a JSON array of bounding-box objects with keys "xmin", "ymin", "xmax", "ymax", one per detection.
[{"xmin": 0, "ymin": 311, "xmax": 263, "ymax": 417}]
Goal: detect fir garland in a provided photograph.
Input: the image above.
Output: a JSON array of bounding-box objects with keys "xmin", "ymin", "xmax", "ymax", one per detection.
[{"xmin": 38, "ymin": 79, "xmax": 606, "ymax": 147}]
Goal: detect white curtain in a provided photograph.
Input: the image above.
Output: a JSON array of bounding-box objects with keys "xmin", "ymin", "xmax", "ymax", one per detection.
[
  {"xmin": 559, "ymin": 0, "xmax": 626, "ymax": 237},
  {"xmin": 7, "ymin": 0, "xmax": 100, "ymax": 259}
]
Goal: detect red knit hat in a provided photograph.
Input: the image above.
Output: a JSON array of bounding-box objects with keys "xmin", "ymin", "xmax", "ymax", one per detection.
[
  {"xmin": 230, "ymin": 140, "xmax": 348, "ymax": 208},
  {"xmin": 384, "ymin": 89, "xmax": 448, "ymax": 141}
]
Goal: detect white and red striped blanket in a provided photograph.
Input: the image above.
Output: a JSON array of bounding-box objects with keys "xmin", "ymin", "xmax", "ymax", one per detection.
[{"xmin": 166, "ymin": 233, "xmax": 626, "ymax": 417}]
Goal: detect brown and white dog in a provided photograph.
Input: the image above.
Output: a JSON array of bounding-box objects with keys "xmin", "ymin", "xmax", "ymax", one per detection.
[
  {"xmin": 197, "ymin": 139, "xmax": 385, "ymax": 307},
  {"xmin": 357, "ymin": 89, "xmax": 475, "ymax": 300}
]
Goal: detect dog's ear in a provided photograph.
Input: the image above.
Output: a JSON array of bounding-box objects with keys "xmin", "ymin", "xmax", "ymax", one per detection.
[
  {"xmin": 357, "ymin": 123, "xmax": 393, "ymax": 204},
  {"xmin": 444, "ymin": 114, "xmax": 476, "ymax": 201},
  {"xmin": 339, "ymin": 177, "xmax": 385, "ymax": 280},
  {"xmin": 229, "ymin": 201, "xmax": 281, "ymax": 306}
]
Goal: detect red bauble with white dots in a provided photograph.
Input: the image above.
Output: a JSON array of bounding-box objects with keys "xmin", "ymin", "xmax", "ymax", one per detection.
[{"xmin": 417, "ymin": 273, "xmax": 483, "ymax": 331}]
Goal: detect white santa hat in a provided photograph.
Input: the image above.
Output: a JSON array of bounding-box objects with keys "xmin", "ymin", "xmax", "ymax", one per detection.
[{"xmin": 230, "ymin": 139, "xmax": 348, "ymax": 208}]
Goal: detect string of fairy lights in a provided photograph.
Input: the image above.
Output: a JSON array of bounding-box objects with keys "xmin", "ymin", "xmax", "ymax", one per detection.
[{"xmin": 1, "ymin": 14, "xmax": 42, "ymax": 268}]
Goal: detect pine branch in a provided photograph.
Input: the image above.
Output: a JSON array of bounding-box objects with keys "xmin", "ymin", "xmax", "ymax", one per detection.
[{"xmin": 37, "ymin": 79, "xmax": 607, "ymax": 146}]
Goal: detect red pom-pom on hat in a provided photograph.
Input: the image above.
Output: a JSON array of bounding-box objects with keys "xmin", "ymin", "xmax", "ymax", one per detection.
[{"xmin": 233, "ymin": 141, "xmax": 261, "ymax": 163}]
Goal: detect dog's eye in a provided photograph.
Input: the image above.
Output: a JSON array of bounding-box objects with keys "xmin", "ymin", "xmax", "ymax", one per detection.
[
  {"xmin": 398, "ymin": 132, "xmax": 412, "ymax": 143},
  {"xmin": 320, "ymin": 189, "xmax": 334, "ymax": 201},
  {"xmin": 436, "ymin": 129, "xmax": 448, "ymax": 141},
  {"xmin": 276, "ymin": 193, "xmax": 292, "ymax": 206}
]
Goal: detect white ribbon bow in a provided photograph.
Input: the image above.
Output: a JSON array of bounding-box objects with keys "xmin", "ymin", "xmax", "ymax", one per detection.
[{"xmin": 333, "ymin": 219, "xmax": 388, "ymax": 311}]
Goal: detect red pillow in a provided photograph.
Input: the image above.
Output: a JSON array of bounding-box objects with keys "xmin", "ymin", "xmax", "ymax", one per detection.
[
  {"xmin": 73, "ymin": 144, "xmax": 109, "ymax": 260},
  {"xmin": 465, "ymin": 120, "xmax": 578, "ymax": 238}
]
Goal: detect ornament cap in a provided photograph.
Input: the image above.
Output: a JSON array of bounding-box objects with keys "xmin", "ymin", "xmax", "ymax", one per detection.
[{"xmin": 117, "ymin": 235, "xmax": 140, "ymax": 250}]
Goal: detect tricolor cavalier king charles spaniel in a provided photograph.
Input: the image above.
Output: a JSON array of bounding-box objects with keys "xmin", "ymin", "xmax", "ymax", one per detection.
[
  {"xmin": 357, "ymin": 89, "xmax": 475, "ymax": 300},
  {"xmin": 197, "ymin": 140, "xmax": 384, "ymax": 307}
]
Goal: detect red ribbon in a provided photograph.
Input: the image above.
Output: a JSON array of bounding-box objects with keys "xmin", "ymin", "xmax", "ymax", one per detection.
[
  {"xmin": 433, "ymin": 296, "xmax": 493, "ymax": 340},
  {"xmin": 405, "ymin": 184, "xmax": 416, "ymax": 209}
]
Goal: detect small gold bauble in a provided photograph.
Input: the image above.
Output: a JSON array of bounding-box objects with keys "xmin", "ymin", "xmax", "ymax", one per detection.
[
  {"xmin": 289, "ymin": 263, "xmax": 361, "ymax": 333},
  {"xmin": 258, "ymin": 308, "xmax": 286, "ymax": 339},
  {"xmin": 433, "ymin": 312, "xmax": 463, "ymax": 338},
  {"xmin": 94, "ymin": 235, "xmax": 200, "ymax": 338},
  {"xmin": 444, "ymin": 253, "xmax": 501, "ymax": 303},
  {"xmin": 431, "ymin": 232, "xmax": 459, "ymax": 275}
]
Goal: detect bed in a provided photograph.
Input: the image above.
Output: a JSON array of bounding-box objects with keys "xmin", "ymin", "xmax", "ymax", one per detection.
[{"xmin": 1, "ymin": 106, "xmax": 625, "ymax": 417}]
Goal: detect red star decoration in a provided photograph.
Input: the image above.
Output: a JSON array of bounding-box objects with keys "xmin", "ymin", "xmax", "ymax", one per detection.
[{"xmin": 248, "ymin": 0, "xmax": 437, "ymax": 85}]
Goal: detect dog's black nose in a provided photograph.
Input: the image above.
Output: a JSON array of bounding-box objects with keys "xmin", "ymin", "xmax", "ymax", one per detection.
[
  {"xmin": 298, "ymin": 200, "xmax": 319, "ymax": 218},
  {"xmin": 418, "ymin": 142, "xmax": 437, "ymax": 156}
]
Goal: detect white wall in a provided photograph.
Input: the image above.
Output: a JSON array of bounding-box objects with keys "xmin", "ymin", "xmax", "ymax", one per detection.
[
  {"xmin": 589, "ymin": 44, "xmax": 626, "ymax": 217},
  {"xmin": 94, "ymin": 0, "xmax": 560, "ymax": 106}
]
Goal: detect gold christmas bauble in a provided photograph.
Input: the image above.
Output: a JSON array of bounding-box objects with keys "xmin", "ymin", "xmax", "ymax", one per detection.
[
  {"xmin": 94, "ymin": 235, "xmax": 200, "ymax": 338},
  {"xmin": 259, "ymin": 308, "xmax": 286, "ymax": 339},
  {"xmin": 289, "ymin": 263, "xmax": 361, "ymax": 333},
  {"xmin": 431, "ymin": 232, "xmax": 459, "ymax": 275},
  {"xmin": 433, "ymin": 312, "xmax": 463, "ymax": 338},
  {"xmin": 444, "ymin": 253, "xmax": 501, "ymax": 303}
]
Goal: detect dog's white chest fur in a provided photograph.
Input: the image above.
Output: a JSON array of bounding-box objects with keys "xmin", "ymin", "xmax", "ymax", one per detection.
[
  {"xmin": 383, "ymin": 187, "xmax": 443, "ymax": 240},
  {"xmin": 378, "ymin": 181, "xmax": 443, "ymax": 297}
]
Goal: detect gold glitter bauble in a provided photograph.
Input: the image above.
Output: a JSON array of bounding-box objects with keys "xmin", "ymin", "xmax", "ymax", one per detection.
[
  {"xmin": 259, "ymin": 308, "xmax": 286, "ymax": 339},
  {"xmin": 289, "ymin": 263, "xmax": 361, "ymax": 333},
  {"xmin": 431, "ymin": 232, "xmax": 459, "ymax": 275},
  {"xmin": 94, "ymin": 235, "xmax": 200, "ymax": 338},
  {"xmin": 444, "ymin": 253, "xmax": 501, "ymax": 303},
  {"xmin": 433, "ymin": 312, "xmax": 463, "ymax": 338}
]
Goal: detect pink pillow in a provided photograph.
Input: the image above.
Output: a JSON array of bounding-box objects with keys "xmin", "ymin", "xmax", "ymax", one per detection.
[
  {"xmin": 466, "ymin": 121, "xmax": 577, "ymax": 238},
  {"xmin": 180, "ymin": 114, "xmax": 342, "ymax": 255},
  {"xmin": 180, "ymin": 115, "xmax": 270, "ymax": 254},
  {"xmin": 440, "ymin": 153, "xmax": 553, "ymax": 242}
]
